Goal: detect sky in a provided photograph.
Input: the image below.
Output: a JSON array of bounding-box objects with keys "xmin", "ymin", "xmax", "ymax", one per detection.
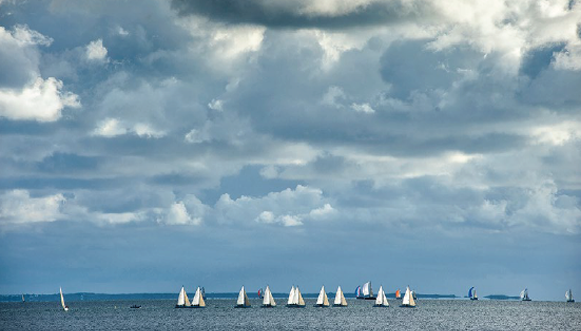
[{"xmin": 0, "ymin": 0, "xmax": 580, "ymax": 301}]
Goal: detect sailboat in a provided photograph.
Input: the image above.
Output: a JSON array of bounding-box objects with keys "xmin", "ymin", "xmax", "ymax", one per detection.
[
  {"xmin": 333, "ymin": 286, "xmax": 348, "ymax": 307},
  {"xmin": 258, "ymin": 288, "xmax": 264, "ymax": 299},
  {"xmin": 356, "ymin": 281, "xmax": 375, "ymax": 300},
  {"xmin": 175, "ymin": 286, "xmax": 192, "ymax": 308},
  {"xmin": 374, "ymin": 286, "xmax": 389, "ymax": 307},
  {"xmin": 262, "ymin": 286, "xmax": 276, "ymax": 308},
  {"xmin": 21, "ymin": 294, "xmax": 25, "ymax": 303},
  {"xmin": 469, "ymin": 287, "xmax": 478, "ymax": 301},
  {"xmin": 191, "ymin": 286, "xmax": 206, "ymax": 308},
  {"xmin": 566, "ymin": 289, "xmax": 574, "ymax": 303},
  {"xmin": 59, "ymin": 287, "xmax": 69, "ymax": 311},
  {"xmin": 235, "ymin": 286, "xmax": 251, "ymax": 308},
  {"xmin": 520, "ymin": 288, "xmax": 531, "ymax": 301},
  {"xmin": 314, "ymin": 286, "xmax": 330, "ymax": 307},
  {"xmin": 400, "ymin": 286, "xmax": 416, "ymax": 308},
  {"xmin": 395, "ymin": 289, "xmax": 401, "ymax": 299},
  {"xmin": 286, "ymin": 286, "xmax": 306, "ymax": 308}
]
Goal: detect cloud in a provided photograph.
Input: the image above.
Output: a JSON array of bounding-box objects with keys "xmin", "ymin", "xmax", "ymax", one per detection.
[
  {"xmin": 0, "ymin": 190, "xmax": 65, "ymax": 225},
  {"xmin": 350, "ymin": 102, "xmax": 375, "ymax": 113},
  {"xmin": 85, "ymin": 39, "xmax": 108, "ymax": 62},
  {"xmin": 0, "ymin": 77, "xmax": 81, "ymax": 122},
  {"xmin": 92, "ymin": 118, "xmax": 165, "ymax": 138}
]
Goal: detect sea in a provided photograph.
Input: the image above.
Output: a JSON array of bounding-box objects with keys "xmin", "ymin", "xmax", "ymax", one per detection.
[{"xmin": 1, "ymin": 298, "xmax": 580, "ymax": 330}]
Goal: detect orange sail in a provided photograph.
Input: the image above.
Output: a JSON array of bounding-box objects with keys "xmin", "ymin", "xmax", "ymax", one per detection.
[{"xmin": 396, "ymin": 289, "xmax": 401, "ymax": 299}]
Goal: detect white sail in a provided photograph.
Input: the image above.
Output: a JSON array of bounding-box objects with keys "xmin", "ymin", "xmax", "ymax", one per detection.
[
  {"xmin": 288, "ymin": 286, "xmax": 296, "ymax": 305},
  {"xmin": 263, "ymin": 286, "xmax": 276, "ymax": 307},
  {"xmin": 375, "ymin": 286, "xmax": 389, "ymax": 306},
  {"xmin": 362, "ymin": 282, "xmax": 373, "ymax": 297},
  {"xmin": 316, "ymin": 286, "xmax": 329, "ymax": 306},
  {"xmin": 237, "ymin": 286, "xmax": 250, "ymax": 306},
  {"xmin": 192, "ymin": 287, "xmax": 206, "ymax": 307},
  {"xmin": 520, "ymin": 288, "xmax": 530, "ymax": 301},
  {"xmin": 177, "ymin": 286, "xmax": 186, "ymax": 306},
  {"xmin": 474, "ymin": 289, "xmax": 477, "ymax": 299},
  {"xmin": 402, "ymin": 286, "xmax": 416, "ymax": 307},
  {"xmin": 566, "ymin": 289, "xmax": 573, "ymax": 302},
  {"xmin": 60, "ymin": 287, "xmax": 68, "ymax": 311},
  {"xmin": 334, "ymin": 286, "xmax": 347, "ymax": 306},
  {"xmin": 297, "ymin": 287, "xmax": 305, "ymax": 306}
]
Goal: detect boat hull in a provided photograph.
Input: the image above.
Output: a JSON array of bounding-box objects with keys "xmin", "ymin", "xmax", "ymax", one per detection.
[
  {"xmin": 470, "ymin": 298, "xmax": 478, "ymax": 301},
  {"xmin": 286, "ymin": 305, "xmax": 306, "ymax": 308},
  {"xmin": 333, "ymin": 304, "xmax": 348, "ymax": 307},
  {"xmin": 261, "ymin": 305, "xmax": 276, "ymax": 308},
  {"xmin": 356, "ymin": 297, "xmax": 376, "ymax": 300},
  {"xmin": 313, "ymin": 304, "xmax": 329, "ymax": 307},
  {"xmin": 522, "ymin": 299, "xmax": 532, "ymax": 302},
  {"xmin": 373, "ymin": 304, "xmax": 389, "ymax": 307},
  {"xmin": 399, "ymin": 304, "xmax": 416, "ymax": 308},
  {"xmin": 235, "ymin": 305, "xmax": 251, "ymax": 308},
  {"xmin": 567, "ymin": 300, "xmax": 575, "ymax": 303}
]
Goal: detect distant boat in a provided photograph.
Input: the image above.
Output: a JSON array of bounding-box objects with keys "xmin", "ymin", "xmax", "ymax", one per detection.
[
  {"xmin": 175, "ymin": 286, "xmax": 192, "ymax": 308},
  {"xmin": 191, "ymin": 287, "xmax": 206, "ymax": 308},
  {"xmin": 395, "ymin": 289, "xmax": 401, "ymax": 299},
  {"xmin": 59, "ymin": 287, "xmax": 69, "ymax": 311},
  {"xmin": 235, "ymin": 286, "xmax": 251, "ymax": 308},
  {"xmin": 374, "ymin": 286, "xmax": 389, "ymax": 307},
  {"xmin": 333, "ymin": 286, "xmax": 348, "ymax": 307},
  {"xmin": 235, "ymin": 286, "xmax": 250, "ymax": 308},
  {"xmin": 314, "ymin": 286, "xmax": 329, "ymax": 307},
  {"xmin": 469, "ymin": 287, "xmax": 478, "ymax": 301},
  {"xmin": 520, "ymin": 288, "xmax": 531, "ymax": 301},
  {"xmin": 400, "ymin": 286, "xmax": 416, "ymax": 308},
  {"xmin": 21, "ymin": 294, "xmax": 25, "ymax": 303},
  {"xmin": 356, "ymin": 281, "xmax": 376, "ymax": 300},
  {"xmin": 262, "ymin": 285, "xmax": 276, "ymax": 308},
  {"xmin": 130, "ymin": 305, "xmax": 141, "ymax": 309},
  {"xmin": 286, "ymin": 286, "xmax": 306, "ymax": 308},
  {"xmin": 258, "ymin": 288, "xmax": 264, "ymax": 299},
  {"xmin": 411, "ymin": 290, "xmax": 417, "ymax": 301},
  {"xmin": 566, "ymin": 289, "xmax": 574, "ymax": 303}
]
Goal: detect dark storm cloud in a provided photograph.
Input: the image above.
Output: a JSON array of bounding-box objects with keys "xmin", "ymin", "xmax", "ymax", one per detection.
[{"xmin": 171, "ymin": 0, "xmax": 438, "ymax": 29}]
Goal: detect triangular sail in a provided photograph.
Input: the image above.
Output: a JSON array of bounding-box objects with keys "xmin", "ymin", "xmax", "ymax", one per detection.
[
  {"xmin": 297, "ymin": 287, "xmax": 305, "ymax": 306},
  {"xmin": 468, "ymin": 287, "xmax": 474, "ymax": 298},
  {"xmin": 237, "ymin": 286, "xmax": 249, "ymax": 306},
  {"xmin": 566, "ymin": 289, "xmax": 573, "ymax": 301},
  {"xmin": 402, "ymin": 286, "xmax": 416, "ymax": 306},
  {"xmin": 263, "ymin": 286, "xmax": 276, "ymax": 306},
  {"xmin": 316, "ymin": 286, "xmax": 328, "ymax": 306},
  {"xmin": 375, "ymin": 286, "xmax": 389, "ymax": 306},
  {"xmin": 192, "ymin": 287, "xmax": 206, "ymax": 307},
  {"xmin": 396, "ymin": 289, "xmax": 401, "ymax": 299},
  {"xmin": 334, "ymin": 286, "xmax": 347, "ymax": 306},
  {"xmin": 288, "ymin": 286, "xmax": 296, "ymax": 305}
]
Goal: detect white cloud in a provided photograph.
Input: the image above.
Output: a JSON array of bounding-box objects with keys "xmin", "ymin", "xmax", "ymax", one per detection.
[
  {"xmin": 350, "ymin": 102, "xmax": 375, "ymax": 114},
  {"xmin": 162, "ymin": 201, "xmax": 201, "ymax": 225},
  {"xmin": 0, "ymin": 77, "xmax": 81, "ymax": 122},
  {"xmin": 0, "ymin": 190, "xmax": 65, "ymax": 225},
  {"xmin": 92, "ymin": 118, "xmax": 165, "ymax": 138},
  {"xmin": 7, "ymin": 24, "xmax": 53, "ymax": 47},
  {"xmin": 86, "ymin": 39, "xmax": 108, "ymax": 62},
  {"xmin": 259, "ymin": 165, "xmax": 279, "ymax": 179},
  {"xmin": 93, "ymin": 118, "xmax": 127, "ymax": 137},
  {"xmin": 208, "ymin": 98, "xmax": 223, "ymax": 111},
  {"xmin": 216, "ymin": 185, "xmax": 335, "ymax": 227}
]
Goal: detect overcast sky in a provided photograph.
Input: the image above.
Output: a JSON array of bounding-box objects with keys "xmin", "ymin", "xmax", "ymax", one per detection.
[{"xmin": 1, "ymin": 0, "xmax": 580, "ymax": 301}]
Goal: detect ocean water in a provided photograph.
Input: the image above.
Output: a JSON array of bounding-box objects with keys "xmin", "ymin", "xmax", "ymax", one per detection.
[{"xmin": 1, "ymin": 299, "xmax": 580, "ymax": 330}]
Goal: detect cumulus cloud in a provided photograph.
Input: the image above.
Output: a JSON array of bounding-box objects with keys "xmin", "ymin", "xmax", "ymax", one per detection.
[
  {"xmin": 0, "ymin": 190, "xmax": 65, "ymax": 225},
  {"xmin": 85, "ymin": 39, "xmax": 108, "ymax": 62},
  {"xmin": 0, "ymin": 77, "xmax": 81, "ymax": 122},
  {"xmin": 92, "ymin": 118, "xmax": 165, "ymax": 138}
]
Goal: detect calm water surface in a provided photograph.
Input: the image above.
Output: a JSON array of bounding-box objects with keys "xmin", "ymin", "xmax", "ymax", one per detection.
[{"xmin": 1, "ymin": 299, "xmax": 580, "ymax": 330}]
